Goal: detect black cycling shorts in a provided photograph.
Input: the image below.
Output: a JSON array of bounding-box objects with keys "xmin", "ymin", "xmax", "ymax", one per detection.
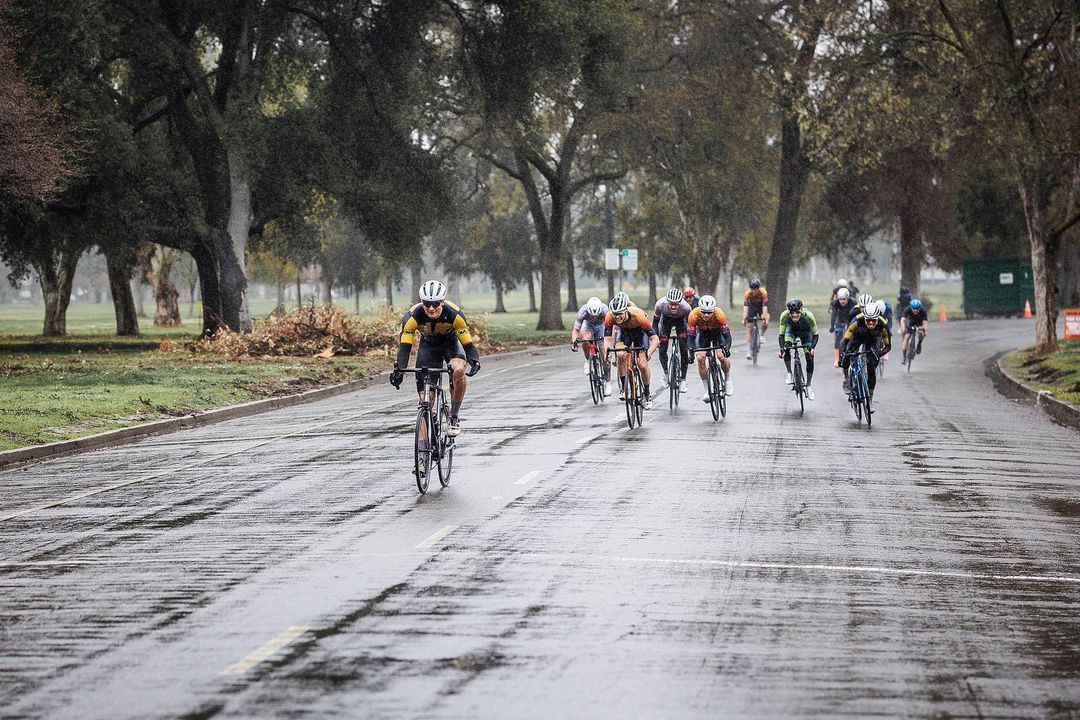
[
  {"xmin": 696, "ymin": 329, "xmax": 727, "ymax": 351},
  {"xmin": 415, "ymin": 338, "xmax": 465, "ymax": 390}
]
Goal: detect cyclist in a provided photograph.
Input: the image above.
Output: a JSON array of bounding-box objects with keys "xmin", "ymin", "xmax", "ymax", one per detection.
[
  {"xmin": 840, "ymin": 301, "xmax": 890, "ymax": 412},
  {"xmin": 652, "ymin": 288, "xmax": 692, "ymax": 393},
  {"xmin": 900, "ymin": 297, "xmax": 929, "ymax": 363},
  {"xmin": 390, "ymin": 280, "xmax": 481, "ymax": 442},
  {"xmin": 829, "ymin": 288, "xmax": 857, "ymax": 368},
  {"xmin": 777, "ymin": 298, "xmax": 819, "ymax": 400},
  {"xmin": 571, "ymin": 296, "xmax": 612, "ymax": 396},
  {"xmin": 830, "ymin": 278, "xmax": 848, "ymax": 304},
  {"xmin": 742, "ymin": 278, "xmax": 770, "ymax": 360},
  {"xmin": 897, "ymin": 286, "xmax": 913, "ymax": 319},
  {"xmin": 683, "ymin": 287, "xmax": 700, "ymax": 352},
  {"xmin": 687, "ymin": 294, "xmax": 733, "ymax": 401},
  {"xmin": 604, "ymin": 292, "xmax": 659, "ymax": 409}
]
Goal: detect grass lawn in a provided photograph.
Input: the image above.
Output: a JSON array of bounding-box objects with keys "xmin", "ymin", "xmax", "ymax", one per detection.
[{"xmin": 1006, "ymin": 340, "xmax": 1080, "ymax": 406}]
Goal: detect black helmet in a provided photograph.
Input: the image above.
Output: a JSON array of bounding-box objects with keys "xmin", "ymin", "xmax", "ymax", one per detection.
[
  {"xmin": 786, "ymin": 298, "xmax": 803, "ymax": 313},
  {"xmin": 749, "ymin": 278, "xmax": 761, "ymax": 289}
]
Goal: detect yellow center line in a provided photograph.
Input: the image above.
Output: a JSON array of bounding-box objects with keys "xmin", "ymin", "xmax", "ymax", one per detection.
[
  {"xmin": 415, "ymin": 525, "xmax": 459, "ymax": 549},
  {"xmin": 221, "ymin": 625, "xmax": 311, "ymax": 676}
]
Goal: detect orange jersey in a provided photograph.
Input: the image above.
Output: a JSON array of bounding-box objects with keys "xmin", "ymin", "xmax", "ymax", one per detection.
[
  {"xmin": 744, "ymin": 288, "xmax": 768, "ymax": 306},
  {"xmin": 688, "ymin": 307, "xmax": 729, "ymax": 331},
  {"xmin": 604, "ymin": 306, "xmax": 653, "ymax": 334}
]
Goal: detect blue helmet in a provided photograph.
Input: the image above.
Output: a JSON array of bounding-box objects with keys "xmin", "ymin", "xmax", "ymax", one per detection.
[{"xmin": 910, "ymin": 298, "xmax": 923, "ymax": 310}]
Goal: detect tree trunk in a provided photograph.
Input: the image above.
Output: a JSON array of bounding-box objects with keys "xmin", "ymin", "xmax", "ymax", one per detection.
[
  {"xmin": 494, "ymin": 279, "xmax": 507, "ymax": 313},
  {"xmin": 765, "ymin": 111, "xmax": 811, "ymax": 310},
  {"xmin": 322, "ymin": 277, "xmax": 333, "ymax": 305},
  {"xmin": 385, "ymin": 275, "xmax": 393, "ymax": 306},
  {"xmin": 154, "ymin": 278, "xmax": 181, "ymax": 327},
  {"xmin": 527, "ymin": 271, "xmax": 537, "ymax": 312},
  {"xmin": 227, "ymin": 141, "xmax": 253, "ymax": 331},
  {"xmin": 297, "ymin": 273, "xmax": 303, "ymax": 309},
  {"xmin": 38, "ymin": 250, "xmax": 79, "ymax": 337},
  {"xmin": 898, "ymin": 200, "xmax": 924, "ymax": 298},
  {"xmin": 648, "ymin": 271, "xmax": 657, "ymax": 307},
  {"xmin": 1018, "ymin": 170, "xmax": 1059, "ymax": 355},
  {"xmin": 133, "ymin": 277, "xmax": 146, "ymax": 317},
  {"xmin": 537, "ymin": 232, "xmax": 565, "ymax": 329},
  {"xmin": 564, "ymin": 251, "xmax": 578, "ymax": 311},
  {"xmin": 106, "ymin": 247, "xmax": 139, "ymax": 336},
  {"xmin": 410, "ymin": 261, "xmax": 422, "ymax": 302}
]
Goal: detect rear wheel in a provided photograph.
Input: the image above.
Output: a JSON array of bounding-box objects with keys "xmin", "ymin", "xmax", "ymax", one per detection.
[
  {"xmin": 437, "ymin": 403, "xmax": 453, "ymax": 487},
  {"xmin": 862, "ymin": 374, "xmax": 873, "ymax": 427},
  {"xmin": 414, "ymin": 408, "xmax": 433, "ymax": 494},
  {"xmin": 906, "ymin": 336, "xmax": 917, "ymax": 371}
]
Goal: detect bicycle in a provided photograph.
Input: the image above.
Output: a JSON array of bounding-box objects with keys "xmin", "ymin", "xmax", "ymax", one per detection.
[
  {"xmin": 746, "ymin": 316, "xmax": 763, "ymax": 365},
  {"xmin": 786, "ymin": 338, "xmax": 809, "ymax": 415},
  {"xmin": 661, "ymin": 333, "xmax": 685, "ymax": 411},
  {"xmin": 395, "ymin": 365, "xmax": 454, "ymax": 494},
  {"xmin": 698, "ymin": 344, "xmax": 729, "ymax": 421},
  {"xmin": 610, "ymin": 345, "xmax": 647, "ymax": 429},
  {"xmin": 843, "ymin": 349, "xmax": 875, "ymax": 427},
  {"xmin": 574, "ymin": 337, "xmax": 607, "ymax": 404},
  {"xmin": 902, "ymin": 325, "xmax": 920, "ymax": 372}
]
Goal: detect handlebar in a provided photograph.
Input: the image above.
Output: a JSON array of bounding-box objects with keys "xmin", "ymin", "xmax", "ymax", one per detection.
[{"xmin": 609, "ymin": 345, "xmax": 647, "ymax": 354}]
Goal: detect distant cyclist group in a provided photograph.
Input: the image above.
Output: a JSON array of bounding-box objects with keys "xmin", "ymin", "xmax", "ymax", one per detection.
[{"xmin": 387, "ymin": 276, "xmax": 932, "ymax": 490}]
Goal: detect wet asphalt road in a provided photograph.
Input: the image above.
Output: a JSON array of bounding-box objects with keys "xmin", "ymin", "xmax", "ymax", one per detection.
[{"xmin": 1, "ymin": 318, "xmax": 1078, "ymax": 719}]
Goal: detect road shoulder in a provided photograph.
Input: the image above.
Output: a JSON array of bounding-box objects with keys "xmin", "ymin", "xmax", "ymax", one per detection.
[{"xmin": 988, "ymin": 350, "xmax": 1080, "ymax": 431}]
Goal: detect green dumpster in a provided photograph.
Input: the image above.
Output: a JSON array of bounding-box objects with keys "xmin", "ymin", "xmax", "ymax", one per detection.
[{"xmin": 961, "ymin": 259, "xmax": 1035, "ymax": 318}]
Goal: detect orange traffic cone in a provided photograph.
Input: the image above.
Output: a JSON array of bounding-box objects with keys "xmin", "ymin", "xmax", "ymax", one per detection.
[
  {"xmin": 1023, "ymin": 299, "xmax": 1032, "ymax": 319},
  {"xmin": 938, "ymin": 303, "xmax": 947, "ymax": 323}
]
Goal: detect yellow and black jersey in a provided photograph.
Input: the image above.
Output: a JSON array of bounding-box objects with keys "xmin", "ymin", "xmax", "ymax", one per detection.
[{"xmin": 399, "ymin": 301, "xmax": 474, "ymax": 346}]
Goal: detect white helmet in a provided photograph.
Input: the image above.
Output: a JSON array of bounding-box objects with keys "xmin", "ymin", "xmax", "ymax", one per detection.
[
  {"xmin": 585, "ymin": 297, "xmax": 605, "ymax": 316},
  {"xmin": 856, "ymin": 293, "xmax": 874, "ymax": 307},
  {"xmin": 863, "ymin": 301, "xmax": 882, "ymax": 319},
  {"xmin": 609, "ymin": 292, "xmax": 630, "ymax": 313},
  {"xmin": 836, "ymin": 288, "xmax": 850, "ymax": 300},
  {"xmin": 874, "ymin": 299, "xmax": 887, "ymax": 315},
  {"xmin": 837, "ymin": 278, "xmax": 848, "ymax": 288},
  {"xmin": 419, "ymin": 280, "xmax": 447, "ymax": 302},
  {"xmin": 665, "ymin": 287, "xmax": 682, "ymax": 303},
  {"xmin": 698, "ymin": 295, "xmax": 717, "ymax": 311}
]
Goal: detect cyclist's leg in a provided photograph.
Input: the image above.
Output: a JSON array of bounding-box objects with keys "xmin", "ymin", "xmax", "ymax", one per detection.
[
  {"xmin": 864, "ymin": 344, "xmax": 880, "ymax": 396},
  {"xmin": 656, "ymin": 319, "xmax": 671, "ymax": 376},
  {"xmin": 719, "ymin": 351, "xmax": 732, "ymax": 394},
  {"xmin": 676, "ymin": 326, "xmax": 689, "ymax": 380},
  {"xmin": 447, "ymin": 341, "xmax": 467, "ymax": 422},
  {"xmin": 917, "ymin": 323, "xmax": 927, "ymax": 352},
  {"xmin": 803, "ymin": 337, "xmax": 815, "ymax": 385}
]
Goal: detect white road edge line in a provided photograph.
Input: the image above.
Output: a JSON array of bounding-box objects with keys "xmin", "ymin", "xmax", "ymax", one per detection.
[
  {"xmin": 514, "ymin": 471, "xmax": 540, "ymax": 486},
  {"xmin": 221, "ymin": 625, "xmax": 311, "ymax": 676},
  {"xmin": 415, "ymin": 524, "xmax": 459, "ymax": 549},
  {"xmin": 575, "ymin": 435, "xmax": 594, "ymax": 444}
]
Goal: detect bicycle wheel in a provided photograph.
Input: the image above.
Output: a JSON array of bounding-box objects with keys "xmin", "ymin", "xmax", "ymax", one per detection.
[
  {"xmin": 752, "ymin": 325, "xmax": 760, "ymax": 365},
  {"xmin": 708, "ymin": 359, "xmax": 721, "ymax": 421},
  {"xmin": 623, "ymin": 371, "xmax": 636, "ymax": 429},
  {"xmin": 851, "ymin": 370, "xmax": 863, "ymax": 421},
  {"xmin": 861, "ymin": 374, "xmax": 873, "ymax": 427},
  {"xmin": 437, "ymin": 402, "xmax": 453, "ymax": 487},
  {"xmin": 718, "ymin": 367, "xmax": 727, "ymax": 418},
  {"xmin": 414, "ymin": 407, "xmax": 433, "ymax": 494},
  {"xmin": 592, "ymin": 355, "xmax": 606, "ymax": 403},
  {"xmin": 668, "ymin": 351, "xmax": 679, "ymax": 411},
  {"xmin": 794, "ymin": 360, "xmax": 805, "ymax": 415},
  {"xmin": 633, "ymin": 366, "xmax": 645, "ymax": 425},
  {"xmin": 589, "ymin": 354, "xmax": 601, "ymax": 405},
  {"xmin": 906, "ymin": 338, "xmax": 916, "ymax": 372}
]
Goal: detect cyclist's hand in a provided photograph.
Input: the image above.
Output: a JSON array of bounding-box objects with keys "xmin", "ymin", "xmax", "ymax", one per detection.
[
  {"xmin": 571, "ymin": 340, "xmax": 579, "ymax": 352},
  {"xmin": 390, "ymin": 369, "xmax": 403, "ymax": 388},
  {"xmin": 467, "ymin": 360, "xmax": 481, "ymax": 377},
  {"xmin": 808, "ymin": 347, "xmax": 815, "ymax": 357}
]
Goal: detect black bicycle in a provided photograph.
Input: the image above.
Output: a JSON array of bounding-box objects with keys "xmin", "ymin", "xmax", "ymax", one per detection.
[
  {"xmin": 786, "ymin": 338, "xmax": 809, "ymax": 415},
  {"xmin": 747, "ymin": 316, "xmax": 763, "ymax": 365},
  {"xmin": 662, "ymin": 335, "xmax": 685, "ymax": 411},
  {"xmin": 698, "ymin": 344, "xmax": 729, "ymax": 421},
  {"xmin": 843, "ymin": 349, "xmax": 874, "ymax": 427},
  {"xmin": 396, "ymin": 365, "xmax": 454, "ymax": 494},
  {"xmin": 575, "ymin": 337, "xmax": 607, "ymax": 404},
  {"xmin": 611, "ymin": 345, "xmax": 647, "ymax": 429},
  {"xmin": 902, "ymin": 325, "xmax": 920, "ymax": 372}
]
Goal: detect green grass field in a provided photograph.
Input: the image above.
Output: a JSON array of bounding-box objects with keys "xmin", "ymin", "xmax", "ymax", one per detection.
[{"xmin": 1006, "ymin": 340, "xmax": 1080, "ymax": 406}]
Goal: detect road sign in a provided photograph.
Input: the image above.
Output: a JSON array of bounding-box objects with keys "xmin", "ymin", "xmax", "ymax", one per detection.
[
  {"xmin": 1066, "ymin": 308, "xmax": 1080, "ymax": 340},
  {"xmin": 604, "ymin": 248, "xmax": 620, "ymax": 271},
  {"xmin": 622, "ymin": 249, "xmax": 638, "ymax": 271},
  {"xmin": 999, "ymin": 272, "xmax": 1014, "ymax": 285}
]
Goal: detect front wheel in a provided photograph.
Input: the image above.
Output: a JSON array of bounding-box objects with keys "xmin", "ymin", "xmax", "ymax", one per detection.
[
  {"xmin": 751, "ymin": 326, "xmax": 760, "ymax": 365},
  {"xmin": 622, "ymin": 372, "xmax": 636, "ymax": 429},
  {"xmin": 708, "ymin": 359, "xmax": 722, "ymax": 421},
  {"xmin": 794, "ymin": 361, "xmax": 805, "ymax": 415},
  {"xmin": 414, "ymin": 408, "xmax": 433, "ymax": 494},
  {"xmin": 633, "ymin": 366, "xmax": 645, "ymax": 426},
  {"xmin": 589, "ymin": 355, "xmax": 601, "ymax": 405},
  {"xmin": 668, "ymin": 353, "xmax": 680, "ymax": 411},
  {"xmin": 437, "ymin": 404, "xmax": 453, "ymax": 487}
]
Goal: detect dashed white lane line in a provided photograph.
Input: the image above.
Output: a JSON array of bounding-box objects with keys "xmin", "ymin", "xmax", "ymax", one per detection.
[
  {"xmin": 514, "ymin": 471, "xmax": 540, "ymax": 486},
  {"xmin": 221, "ymin": 625, "xmax": 311, "ymax": 676},
  {"xmin": 575, "ymin": 435, "xmax": 595, "ymax": 444},
  {"xmin": 415, "ymin": 525, "xmax": 459, "ymax": 549}
]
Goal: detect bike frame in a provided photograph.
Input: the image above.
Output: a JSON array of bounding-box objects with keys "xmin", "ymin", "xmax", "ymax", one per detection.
[
  {"xmin": 611, "ymin": 345, "xmax": 647, "ymax": 428},
  {"xmin": 698, "ymin": 344, "xmax": 728, "ymax": 421}
]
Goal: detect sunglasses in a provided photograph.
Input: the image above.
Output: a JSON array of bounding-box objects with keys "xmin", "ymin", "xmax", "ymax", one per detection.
[{"xmin": 422, "ymin": 300, "xmax": 443, "ymax": 309}]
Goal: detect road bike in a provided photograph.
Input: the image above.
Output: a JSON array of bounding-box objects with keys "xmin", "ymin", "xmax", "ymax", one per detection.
[
  {"xmin": 843, "ymin": 349, "xmax": 875, "ymax": 427},
  {"xmin": 574, "ymin": 337, "xmax": 607, "ymax": 404},
  {"xmin": 662, "ymin": 333, "xmax": 685, "ymax": 411},
  {"xmin": 698, "ymin": 344, "xmax": 729, "ymax": 422},
  {"xmin": 746, "ymin": 316, "xmax": 763, "ymax": 365},
  {"xmin": 610, "ymin": 345, "xmax": 647, "ymax": 429},
  {"xmin": 396, "ymin": 365, "xmax": 455, "ymax": 494},
  {"xmin": 902, "ymin": 325, "xmax": 921, "ymax": 372},
  {"xmin": 786, "ymin": 338, "xmax": 809, "ymax": 415}
]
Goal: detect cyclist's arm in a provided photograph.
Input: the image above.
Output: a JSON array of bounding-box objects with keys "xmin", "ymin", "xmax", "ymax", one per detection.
[
  {"xmin": 396, "ymin": 315, "xmax": 419, "ymax": 368},
  {"xmin": 776, "ymin": 310, "xmax": 789, "ymax": 348},
  {"xmin": 842, "ymin": 321, "xmax": 858, "ymax": 343}
]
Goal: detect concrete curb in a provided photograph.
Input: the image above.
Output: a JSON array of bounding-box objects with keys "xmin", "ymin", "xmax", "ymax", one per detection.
[
  {"xmin": 988, "ymin": 350, "xmax": 1080, "ymax": 432},
  {"xmin": 0, "ymin": 344, "xmax": 556, "ymax": 470}
]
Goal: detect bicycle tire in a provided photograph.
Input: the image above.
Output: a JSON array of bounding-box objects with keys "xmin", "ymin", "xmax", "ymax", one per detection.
[
  {"xmin": 668, "ymin": 350, "xmax": 679, "ymax": 411},
  {"xmin": 752, "ymin": 324, "xmax": 760, "ymax": 365},
  {"xmin": 596, "ymin": 355, "xmax": 608, "ymax": 402},
  {"xmin": 634, "ymin": 365, "xmax": 645, "ymax": 426},
  {"xmin": 794, "ymin": 359, "xmax": 805, "ymax": 415},
  {"xmin": 718, "ymin": 366, "xmax": 727, "ymax": 418},
  {"xmin": 623, "ymin": 371, "xmax": 635, "ymax": 429},
  {"xmin": 414, "ymin": 407, "xmax": 432, "ymax": 494},
  {"xmin": 589, "ymin": 354, "xmax": 601, "ymax": 405},
  {"xmin": 851, "ymin": 369, "xmax": 863, "ymax": 422},
  {"xmin": 437, "ymin": 403, "xmax": 453, "ymax": 487},
  {"xmin": 861, "ymin": 373, "xmax": 873, "ymax": 427},
  {"xmin": 906, "ymin": 337, "xmax": 916, "ymax": 372},
  {"xmin": 708, "ymin": 358, "xmax": 721, "ymax": 421}
]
